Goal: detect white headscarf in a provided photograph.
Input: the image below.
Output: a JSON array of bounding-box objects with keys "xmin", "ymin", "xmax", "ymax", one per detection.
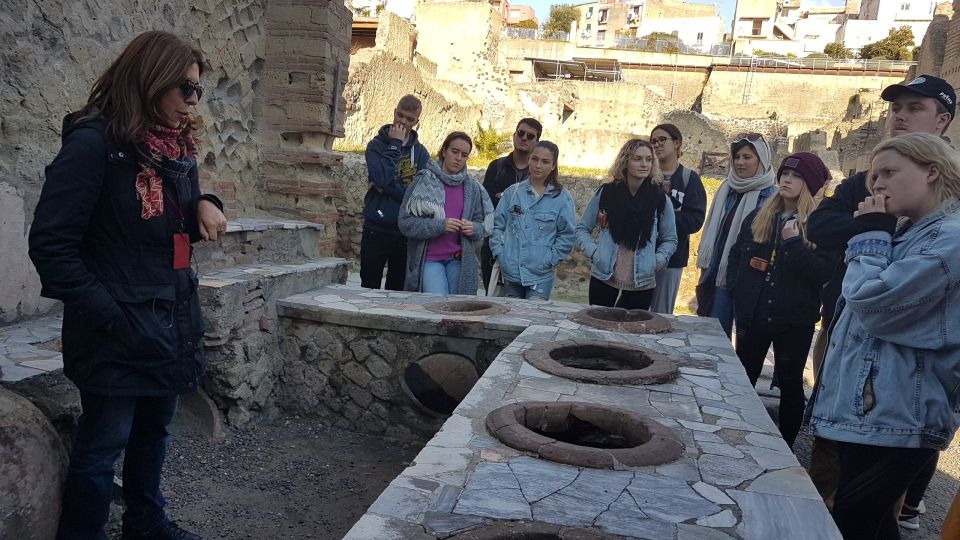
[{"xmin": 696, "ymin": 136, "xmax": 777, "ymax": 287}]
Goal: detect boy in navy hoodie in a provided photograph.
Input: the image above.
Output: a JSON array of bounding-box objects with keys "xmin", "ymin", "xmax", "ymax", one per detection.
[{"xmin": 361, "ymin": 94, "xmax": 431, "ymax": 290}]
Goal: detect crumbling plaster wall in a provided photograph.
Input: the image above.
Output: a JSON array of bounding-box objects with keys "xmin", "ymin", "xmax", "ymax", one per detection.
[{"xmin": 0, "ymin": 0, "xmax": 267, "ymax": 323}]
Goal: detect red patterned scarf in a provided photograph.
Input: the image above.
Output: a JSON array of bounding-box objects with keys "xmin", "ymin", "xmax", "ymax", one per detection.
[{"xmin": 136, "ymin": 127, "xmax": 197, "ymax": 219}]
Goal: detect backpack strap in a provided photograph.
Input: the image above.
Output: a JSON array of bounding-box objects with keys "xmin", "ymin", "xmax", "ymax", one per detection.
[{"xmin": 677, "ymin": 165, "xmax": 691, "ymax": 192}]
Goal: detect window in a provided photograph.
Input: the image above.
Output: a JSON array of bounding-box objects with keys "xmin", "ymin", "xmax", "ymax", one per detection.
[
  {"xmin": 696, "ymin": 32, "xmax": 704, "ymax": 44},
  {"xmin": 586, "ymin": 7, "xmax": 592, "ymax": 18},
  {"xmin": 599, "ymin": 8, "xmax": 608, "ymax": 22},
  {"xmin": 752, "ymin": 19, "xmax": 763, "ymax": 36},
  {"xmin": 597, "ymin": 29, "xmax": 607, "ymax": 40},
  {"xmin": 900, "ymin": 2, "xmax": 910, "ymax": 9},
  {"xmin": 586, "ymin": 23, "xmax": 591, "ymax": 33}
]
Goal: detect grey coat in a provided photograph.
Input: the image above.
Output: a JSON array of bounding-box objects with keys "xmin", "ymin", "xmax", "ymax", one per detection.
[{"xmin": 398, "ymin": 165, "xmax": 492, "ymax": 294}]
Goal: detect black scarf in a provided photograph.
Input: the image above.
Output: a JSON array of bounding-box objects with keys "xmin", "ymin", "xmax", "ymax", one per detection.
[{"xmin": 599, "ymin": 178, "xmax": 666, "ymax": 249}]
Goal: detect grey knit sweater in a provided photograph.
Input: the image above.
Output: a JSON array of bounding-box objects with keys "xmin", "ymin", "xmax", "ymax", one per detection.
[{"xmin": 398, "ymin": 163, "xmax": 492, "ymax": 294}]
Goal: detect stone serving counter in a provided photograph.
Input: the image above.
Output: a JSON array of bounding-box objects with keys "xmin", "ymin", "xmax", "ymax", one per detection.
[{"xmin": 277, "ymin": 286, "xmax": 841, "ymax": 539}]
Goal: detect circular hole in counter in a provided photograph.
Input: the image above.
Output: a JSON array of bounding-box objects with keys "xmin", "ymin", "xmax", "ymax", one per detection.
[
  {"xmin": 523, "ymin": 340, "xmax": 678, "ymax": 385},
  {"xmin": 570, "ymin": 307, "xmax": 672, "ymax": 334},
  {"xmin": 423, "ymin": 300, "xmax": 509, "ymax": 316}
]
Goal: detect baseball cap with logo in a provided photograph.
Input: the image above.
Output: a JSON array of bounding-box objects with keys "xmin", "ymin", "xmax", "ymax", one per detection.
[{"xmin": 881, "ymin": 74, "xmax": 957, "ymax": 117}]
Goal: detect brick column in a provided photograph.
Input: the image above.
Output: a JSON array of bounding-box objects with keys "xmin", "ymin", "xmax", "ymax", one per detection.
[{"xmin": 260, "ymin": 0, "xmax": 352, "ymax": 255}]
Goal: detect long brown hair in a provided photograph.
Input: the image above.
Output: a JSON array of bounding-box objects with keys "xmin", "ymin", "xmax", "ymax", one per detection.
[
  {"xmin": 533, "ymin": 140, "xmax": 563, "ymax": 195},
  {"xmin": 76, "ymin": 31, "xmax": 204, "ymax": 144}
]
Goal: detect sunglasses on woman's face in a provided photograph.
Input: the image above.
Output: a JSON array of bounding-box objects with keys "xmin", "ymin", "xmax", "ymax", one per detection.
[
  {"xmin": 180, "ymin": 80, "xmax": 203, "ymax": 101},
  {"xmin": 734, "ymin": 132, "xmax": 763, "ymax": 142}
]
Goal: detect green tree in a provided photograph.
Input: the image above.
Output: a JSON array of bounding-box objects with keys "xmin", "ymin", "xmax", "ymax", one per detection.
[
  {"xmin": 859, "ymin": 26, "xmax": 914, "ymax": 60},
  {"xmin": 543, "ymin": 4, "xmax": 579, "ymax": 38},
  {"xmin": 640, "ymin": 32, "xmax": 680, "ymax": 53},
  {"xmin": 806, "ymin": 52, "xmax": 830, "ymax": 58},
  {"xmin": 473, "ymin": 122, "xmax": 510, "ymax": 162},
  {"xmin": 824, "ymin": 42, "xmax": 852, "ymax": 59},
  {"xmin": 508, "ymin": 19, "xmax": 539, "ymax": 30}
]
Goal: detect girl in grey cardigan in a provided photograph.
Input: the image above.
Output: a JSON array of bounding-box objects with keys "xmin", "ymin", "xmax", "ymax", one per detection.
[{"xmin": 399, "ymin": 132, "xmax": 493, "ymax": 294}]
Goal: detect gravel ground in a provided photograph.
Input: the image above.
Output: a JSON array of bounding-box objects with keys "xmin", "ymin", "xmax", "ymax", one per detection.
[{"xmin": 107, "ymin": 413, "xmax": 420, "ymax": 539}]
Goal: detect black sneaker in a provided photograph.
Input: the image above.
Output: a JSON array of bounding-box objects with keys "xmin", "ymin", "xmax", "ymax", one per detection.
[{"xmin": 122, "ymin": 521, "xmax": 202, "ymax": 540}]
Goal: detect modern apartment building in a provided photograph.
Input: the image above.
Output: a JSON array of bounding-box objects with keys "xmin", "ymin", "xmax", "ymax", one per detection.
[{"xmin": 573, "ymin": 0, "xmax": 725, "ymax": 53}]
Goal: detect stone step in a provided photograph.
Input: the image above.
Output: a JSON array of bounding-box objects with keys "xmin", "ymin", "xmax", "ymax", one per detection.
[{"xmin": 192, "ymin": 218, "xmax": 326, "ymax": 274}]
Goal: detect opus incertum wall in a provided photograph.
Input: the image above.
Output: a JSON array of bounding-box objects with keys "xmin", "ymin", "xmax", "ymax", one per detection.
[{"xmin": 277, "ymin": 286, "xmax": 842, "ymax": 539}]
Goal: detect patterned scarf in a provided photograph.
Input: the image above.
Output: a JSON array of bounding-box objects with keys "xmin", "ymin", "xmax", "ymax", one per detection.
[
  {"xmin": 404, "ymin": 160, "xmax": 494, "ymax": 233},
  {"xmin": 136, "ymin": 127, "xmax": 197, "ymax": 219}
]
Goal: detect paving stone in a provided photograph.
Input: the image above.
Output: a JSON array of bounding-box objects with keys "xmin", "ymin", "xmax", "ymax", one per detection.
[
  {"xmin": 627, "ymin": 472, "xmax": 720, "ymax": 523},
  {"xmin": 516, "ymin": 376, "xmax": 579, "ymax": 395},
  {"xmin": 403, "ymin": 447, "xmax": 473, "ymax": 486},
  {"xmin": 454, "ymin": 487, "xmax": 531, "ymax": 520},
  {"xmin": 649, "ymin": 383, "xmax": 693, "ymax": 396},
  {"xmin": 677, "ymin": 524, "xmax": 737, "ymax": 539},
  {"xmin": 692, "ymin": 481, "xmax": 735, "ymax": 505},
  {"xmin": 651, "ymin": 400, "xmax": 703, "ymax": 422},
  {"xmin": 531, "ymin": 468, "xmax": 633, "ymax": 527},
  {"xmin": 693, "ymin": 431, "xmax": 724, "ymax": 443},
  {"xmin": 698, "ymin": 442, "xmax": 744, "ymax": 458},
  {"xmin": 716, "ymin": 418, "xmax": 772, "ymax": 433},
  {"xmin": 696, "ymin": 509, "xmax": 737, "ymax": 527},
  {"xmin": 678, "ymin": 420, "xmax": 722, "ymax": 432},
  {"xmin": 737, "ymin": 445, "xmax": 798, "ymax": 470},
  {"xmin": 508, "ymin": 456, "xmax": 580, "ymax": 502},
  {"xmin": 0, "ymin": 364, "xmax": 44, "ymax": 382},
  {"xmin": 595, "ymin": 492, "xmax": 676, "ymax": 539},
  {"xmin": 692, "ymin": 387, "xmax": 723, "ymax": 401},
  {"xmin": 655, "ymin": 456, "xmax": 701, "ymax": 482},
  {"xmin": 506, "ymin": 386, "xmax": 560, "ymax": 402},
  {"xmin": 701, "ymin": 406, "xmax": 741, "ymax": 420},
  {"xmin": 422, "ymin": 511, "xmax": 485, "ymax": 536},
  {"xmin": 679, "ymin": 367, "xmax": 716, "ymax": 377},
  {"xmin": 729, "ymin": 490, "xmax": 841, "ymax": 540},
  {"xmin": 698, "ymin": 455, "xmax": 765, "ymax": 487},
  {"xmin": 464, "ymin": 462, "xmax": 521, "ymax": 491},
  {"xmin": 746, "ymin": 467, "xmax": 822, "ymax": 500},
  {"xmin": 682, "ymin": 374, "xmax": 723, "ymax": 389},
  {"xmin": 745, "ymin": 432, "xmax": 791, "ymax": 452},
  {"xmin": 367, "ymin": 485, "xmax": 433, "ymax": 521}
]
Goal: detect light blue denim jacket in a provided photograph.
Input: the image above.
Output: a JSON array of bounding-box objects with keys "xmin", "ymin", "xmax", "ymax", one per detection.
[
  {"xmin": 489, "ymin": 181, "xmax": 577, "ymax": 285},
  {"xmin": 810, "ymin": 199, "xmax": 960, "ymax": 450},
  {"xmin": 575, "ymin": 186, "xmax": 678, "ymax": 289}
]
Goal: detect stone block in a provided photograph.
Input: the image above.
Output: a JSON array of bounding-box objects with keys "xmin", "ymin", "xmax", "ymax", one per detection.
[{"xmin": 341, "ymin": 361, "xmax": 372, "ymax": 387}]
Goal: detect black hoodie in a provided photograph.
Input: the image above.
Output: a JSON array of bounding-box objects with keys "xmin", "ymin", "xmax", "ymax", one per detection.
[{"xmin": 362, "ymin": 124, "xmax": 431, "ymax": 234}]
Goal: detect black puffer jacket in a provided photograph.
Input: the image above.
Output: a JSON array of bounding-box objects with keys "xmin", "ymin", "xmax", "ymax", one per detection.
[
  {"xmin": 726, "ymin": 208, "xmax": 839, "ymax": 328},
  {"xmin": 29, "ymin": 115, "xmax": 216, "ymax": 396}
]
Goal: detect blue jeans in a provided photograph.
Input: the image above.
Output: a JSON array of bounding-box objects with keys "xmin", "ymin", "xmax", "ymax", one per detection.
[
  {"xmin": 710, "ymin": 286, "xmax": 734, "ymax": 338},
  {"xmin": 422, "ymin": 259, "xmax": 462, "ymax": 294},
  {"xmin": 503, "ymin": 278, "xmax": 554, "ymax": 300},
  {"xmin": 57, "ymin": 392, "xmax": 179, "ymax": 540}
]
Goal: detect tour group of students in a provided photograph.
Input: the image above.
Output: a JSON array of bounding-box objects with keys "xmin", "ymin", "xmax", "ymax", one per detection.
[
  {"xmin": 364, "ymin": 84, "xmax": 960, "ymax": 539},
  {"xmin": 361, "ymin": 94, "xmax": 709, "ymax": 312}
]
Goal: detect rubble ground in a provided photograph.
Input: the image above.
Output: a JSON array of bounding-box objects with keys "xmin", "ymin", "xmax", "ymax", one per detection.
[{"xmin": 107, "ymin": 413, "xmax": 420, "ymax": 539}]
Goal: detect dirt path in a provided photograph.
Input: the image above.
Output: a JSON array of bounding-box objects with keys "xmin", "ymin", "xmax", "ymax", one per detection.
[{"xmin": 108, "ymin": 415, "xmax": 420, "ymax": 540}]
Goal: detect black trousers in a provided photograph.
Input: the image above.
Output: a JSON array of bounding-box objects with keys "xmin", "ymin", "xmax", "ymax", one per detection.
[
  {"xmin": 588, "ymin": 277, "xmax": 654, "ymax": 310},
  {"xmin": 833, "ymin": 442, "xmax": 938, "ymax": 539},
  {"xmin": 359, "ymin": 227, "xmax": 407, "ymax": 291},
  {"xmin": 905, "ymin": 451, "xmax": 938, "ymax": 508},
  {"xmin": 480, "ymin": 240, "xmax": 494, "ymax": 293},
  {"xmin": 734, "ymin": 322, "xmax": 814, "ymax": 447}
]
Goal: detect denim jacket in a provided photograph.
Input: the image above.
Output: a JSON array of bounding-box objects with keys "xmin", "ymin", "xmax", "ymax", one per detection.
[
  {"xmin": 489, "ymin": 181, "xmax": 577, "ymax": 285},
  {"xmin": 809, "ymin": 199, "xmax": 960, "ymax": 450},
  {"xmin": 576, "ymin": 186, "xmax": 678, "ymax": 289}
]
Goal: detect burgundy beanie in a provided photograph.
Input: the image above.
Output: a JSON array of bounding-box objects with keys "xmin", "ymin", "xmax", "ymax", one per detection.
[{"xmin": 777, "ymin": 152, "xmax": 831, "ymax": 195}]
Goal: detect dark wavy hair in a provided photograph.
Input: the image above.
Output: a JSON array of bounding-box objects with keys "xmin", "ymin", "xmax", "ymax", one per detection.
[
  {"xmin": 437, "ymin": 131, "xmax": 473, "ymax": 162},
  {"xmin": 650, "ymin": 123, "xmax": 683, "ymax": 158},
  {"xmin": 76, "ymin": 31, "xmax": 204, "ymax": 144},
  {"xmin": 532, "ymin": 140, "xmax": 563, "ymax": 195}
]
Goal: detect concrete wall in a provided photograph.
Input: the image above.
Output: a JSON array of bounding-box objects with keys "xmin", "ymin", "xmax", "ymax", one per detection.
[{"xmin": 701, "ymin": 69, "xmax": 905, "ymax": 134}]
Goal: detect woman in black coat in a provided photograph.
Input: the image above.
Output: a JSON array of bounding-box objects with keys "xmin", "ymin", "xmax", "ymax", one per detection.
[
  {"xmin": 726, "ymin": 152, "xmax": 836, "ymax": 448},
  {"xmin": 28, "ymin": 31, "xmax": 226, "ymax": 540}
]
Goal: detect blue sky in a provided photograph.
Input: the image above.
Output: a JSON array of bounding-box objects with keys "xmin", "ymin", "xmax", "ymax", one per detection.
[{"xmin": 523, "ymin": 0, "xmax": 848, "ymax": 29}]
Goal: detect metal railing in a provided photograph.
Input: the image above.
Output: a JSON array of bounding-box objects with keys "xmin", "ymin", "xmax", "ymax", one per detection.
[{"xmin": 726, "ymin": 55, "xmax": 914, "ymax": 72}]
